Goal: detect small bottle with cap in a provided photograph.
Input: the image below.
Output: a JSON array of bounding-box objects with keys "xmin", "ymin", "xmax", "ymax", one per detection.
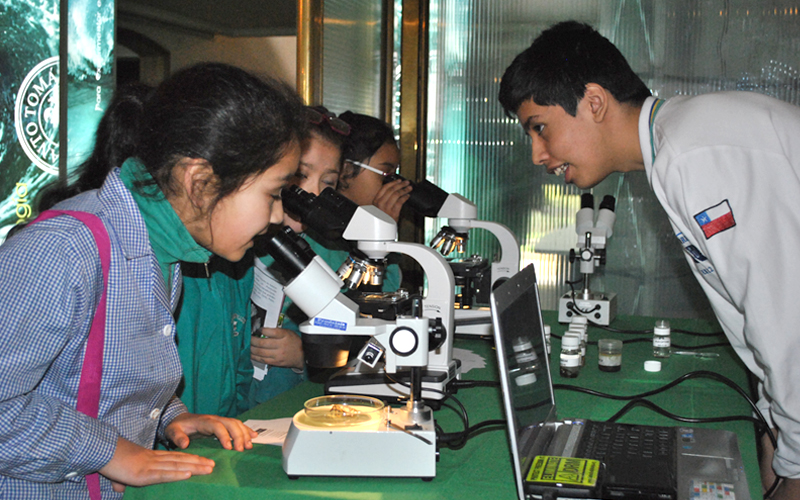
[
  {"xmin": 511, "ymin": 336, "xmax": 540, "ymax": 386},
  {"xmin": 571, "ymin": 316, "xmax": 589, "ymax": 330},
  {"xmin": 598, "ymin": 338, "xmax": 623, "ymax": 372},
  {"xmin": 653, "ymin": 319, "xmax": 671, "ymax": 358},
  {"xmin": 572, "ymin": 329, "xmax": 587, "ymax": 367},
  {"xmin": 543, "ymin": 324, "xmax": 551, "ymax": 354},
  {"xmin": 569, "ymin": 317, "xmax": 588, "ymax": 366},
  {"xmin": 559, "ymin": 334, "xmax": 582, "ymax": 378}
]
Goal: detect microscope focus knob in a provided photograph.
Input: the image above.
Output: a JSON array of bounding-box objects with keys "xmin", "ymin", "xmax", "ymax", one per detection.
[
  {"xmin": 389, "ymin": 327, "xmax": 419, "ymax": 356},
  {"xmin": 428, "ymin": 318, "xmax": 446, "ymax": 351}
]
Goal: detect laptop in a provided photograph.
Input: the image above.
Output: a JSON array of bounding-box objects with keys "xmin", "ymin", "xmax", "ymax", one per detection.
[{"xmin": 490, "ymin": 264, "xmax": 750, "ymax": 500}]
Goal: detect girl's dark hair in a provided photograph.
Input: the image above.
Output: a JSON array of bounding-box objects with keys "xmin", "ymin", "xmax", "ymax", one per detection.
[
  {"xmin": 337, "ymin": 111, "xmax": 396, "ymax": 188},
  {"xmin": 499, "ymin": 21, "xmax": 651, "ymax": 117},
  {"xmin": 138, "ymin": 62, "xmax": 307, "ymax": 208},
  {"xmin": 36, "ymin": 81, "xmax": 152, "ymax": 212}
]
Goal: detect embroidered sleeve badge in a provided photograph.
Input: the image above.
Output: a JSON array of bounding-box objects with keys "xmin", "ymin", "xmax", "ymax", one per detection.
[{"xmin": 694, "ymin": 200, "xmax": 736, "ymax": 239}]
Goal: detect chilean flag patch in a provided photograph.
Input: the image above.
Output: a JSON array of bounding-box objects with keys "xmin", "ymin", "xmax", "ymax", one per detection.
[{"xmin": 694, "ymin": 200, "xmax": 736, "ymax": 239}]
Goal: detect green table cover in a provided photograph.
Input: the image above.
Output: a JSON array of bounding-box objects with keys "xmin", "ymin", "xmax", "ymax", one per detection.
[{"xmin": 124, "ymin": 312, "xmax": 761, "ymax": 500}]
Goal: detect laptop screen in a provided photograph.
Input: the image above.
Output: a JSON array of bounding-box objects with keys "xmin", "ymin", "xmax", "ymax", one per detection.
[{"xmin": 491, "ymin": 264, "xmax": 557, "ymax": 499}]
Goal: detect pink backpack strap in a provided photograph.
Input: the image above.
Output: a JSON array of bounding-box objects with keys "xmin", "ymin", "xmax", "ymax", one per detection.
[{"xmin": 31, "ymin": 209, "xmax": 111, "ymax": 500}]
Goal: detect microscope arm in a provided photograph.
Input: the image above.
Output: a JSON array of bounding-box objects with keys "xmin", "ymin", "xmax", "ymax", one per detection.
[
  {"xmin": 422, "ymin": 187, "xmax": 521, "ymax": 281},
  {"xmin": 275, "ymin": 241, "xmax": 430, "ymax": 374},
  {"xmin": 448, "ymin": 218, "xmax": 520, "ymax": 282}
]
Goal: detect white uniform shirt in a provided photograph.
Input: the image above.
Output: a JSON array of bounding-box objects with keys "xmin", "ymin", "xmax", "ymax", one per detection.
[{"xmin": 639, "ymin": 91, "xmax": 800, "ymax": 478}]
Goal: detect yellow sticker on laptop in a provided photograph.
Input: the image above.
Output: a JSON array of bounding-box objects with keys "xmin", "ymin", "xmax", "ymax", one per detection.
[{"xmin": 526, "ymin": 456, "xmax": 600, "ymax": 487}]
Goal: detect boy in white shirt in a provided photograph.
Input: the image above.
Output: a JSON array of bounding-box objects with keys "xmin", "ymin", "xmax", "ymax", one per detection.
[{"xmin": 499, "ymin": 20, "xmax": 800, "ymax": 500}]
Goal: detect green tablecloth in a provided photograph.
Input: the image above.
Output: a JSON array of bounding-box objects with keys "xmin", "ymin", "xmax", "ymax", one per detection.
[{"xmin": 124, "ymin": 312, "xmax": 761, "ymax": 499}]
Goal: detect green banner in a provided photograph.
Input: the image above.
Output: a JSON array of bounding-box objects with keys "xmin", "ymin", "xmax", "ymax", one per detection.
[{"xmin": 0, "ymin": 0, "xmax": 114, "ymax": 242}]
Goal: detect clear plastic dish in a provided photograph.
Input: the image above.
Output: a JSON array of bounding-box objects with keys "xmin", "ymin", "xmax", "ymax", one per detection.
[{"xmin": 300, "ymin": 395, "xmax": 385, "ymax": 427}]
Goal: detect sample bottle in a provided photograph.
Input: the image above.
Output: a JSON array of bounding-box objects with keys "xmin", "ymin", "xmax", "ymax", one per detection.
[
  {"xmin": 568, "ymin": 327, "xmax": 587, "ymax": 367},
  {"xmin": 571, "ymin": 316, "xmax": 589, "ymax": 330},
  {"xmin": 543, "ymin": 324, "xmax": 551, "ymax": 354},
  {"xmin": 560, "ymin": 334, "xmax": 582, "ymax": 378},
  {"xmin": 598, "ymin": 338, "xmax": 623, "ymax": 372},
  {"xmin": 579, "ymin": 330, "xmax": 587, "ymax": 367},
  {"xmin": 653, "ymin": 319, "xmax": 671, "ymax": 358},
  {"xmin": 512, "ymin": 337, "xmax": 540, "ymax": 386}
]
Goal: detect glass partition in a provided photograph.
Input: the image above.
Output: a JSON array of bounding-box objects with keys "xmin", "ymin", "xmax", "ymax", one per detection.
[
  {"xmin": 322, "ymin": 0, "xmax": 386, "ymax": 117},
  {"xmin": 424, "ymin": 0, "xmax": 800, "ymax": 318}
]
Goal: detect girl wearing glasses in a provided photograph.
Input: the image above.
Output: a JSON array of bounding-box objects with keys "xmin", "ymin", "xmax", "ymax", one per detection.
[{"xmin": 337, "ymin": 112, "xmax": 412, "ymax": 223}]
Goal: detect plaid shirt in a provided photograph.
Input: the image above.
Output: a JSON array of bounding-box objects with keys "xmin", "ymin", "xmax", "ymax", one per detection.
[{"xmin": 0, "ymin": 169, "xmax": 186, "ymax": 499}]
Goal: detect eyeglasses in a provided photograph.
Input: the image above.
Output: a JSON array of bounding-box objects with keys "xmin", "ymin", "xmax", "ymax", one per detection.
[
  {"xmin": 345, "ymin": 160, "xmax": 400, "ymax": 183},
  {"xmin": 305, "ymin": 107, "xmax": 351, "ymax": 136}
]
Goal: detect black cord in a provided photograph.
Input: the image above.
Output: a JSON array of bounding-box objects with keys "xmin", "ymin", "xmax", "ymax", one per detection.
[
  {"xmin": 603, "ymin": 398, "xmax": 762, "ymax": 426},
  {"xmin": 765, "ymin": 477, "xmax": 781, "ymax": 499},
  {"xmin": 604, "ymin": 397, "xmax": 783, "ymax": 500},
  {"xmin": 554, "ymin": 370, "xmax": 776, "ymax": 448},
  {"xmin": 384, "ymin": 373, "xmax": 471, "ymax": 447},
  {"xmin": 565, "ymin": 281, "xmax": 602, "ymax": 315},
  {"xmin": 556, "ymin": 370, "xmax": 779, "ymax": 498},
  {"xmin": 550, "ymin": 333, "xmax": 729, "ymax": 350},
  {"xmin": 588, "ymin": 322, "xmax": 724, "ymax": 337},
  {"xmin": 437, "ymin": 419, "xmax": 507, "ymax": 447},
  {"xmin": 669, "ymin": 341, "xmax": 731, "ymax": 350}
]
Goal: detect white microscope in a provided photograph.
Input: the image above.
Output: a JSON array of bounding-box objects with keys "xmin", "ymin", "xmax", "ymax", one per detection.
[
  {"xmin": 557, "ymin": 193, "xmax": 617, "ymax": 325},
  {"xmin": 262, "ymin": 226, "xmax": 437, "ymax": 478},
  {"xmin": 396, "ymin": 176, "xmax": 521, "ymax": 335},
  {"xmin": 281, "ymin": 186, "xmax": 458, "ymax": 403}
]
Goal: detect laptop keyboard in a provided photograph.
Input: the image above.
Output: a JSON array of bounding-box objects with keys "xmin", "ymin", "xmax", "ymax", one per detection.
[{"xmin": 578, "ymin": 421, "xmax": 675, "ymax": 461}]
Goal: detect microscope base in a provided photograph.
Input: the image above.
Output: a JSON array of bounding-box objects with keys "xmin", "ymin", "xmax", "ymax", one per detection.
[
  {"xmin": 558, "ymin": 291, "xmax": 617, "ymax": 325},
  {"xmin": 282, "ymin": 406, "xmax": 436, "ymax": 479},
  {"xmin": 325, "ymin": 360, "xmax": 460, "ymax": 406}
]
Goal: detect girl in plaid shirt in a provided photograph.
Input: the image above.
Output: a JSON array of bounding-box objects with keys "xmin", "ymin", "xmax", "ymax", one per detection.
[{"xmin": 0, "ymin": 62, "xmax": 307, "ymax": 499}]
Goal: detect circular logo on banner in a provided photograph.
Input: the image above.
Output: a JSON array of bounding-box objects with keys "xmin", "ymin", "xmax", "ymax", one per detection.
[{"xmin": 15, "ymin": 57, "xmax": 60, "ymax": 176}]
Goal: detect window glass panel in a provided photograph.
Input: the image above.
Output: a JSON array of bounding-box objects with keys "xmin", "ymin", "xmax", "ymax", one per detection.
[
  {"xmin": 425, "ymin": 0, "xmax": 800, "ymax": 318},
  {"xmin": 323, "ymin": 0, "xmax": 383, "ymax": 116}
]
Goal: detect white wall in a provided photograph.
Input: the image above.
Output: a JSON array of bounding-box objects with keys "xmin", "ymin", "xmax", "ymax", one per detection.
[{"xmin": 120, "ymin": 26, "xmax": 297, "ymax": 86}]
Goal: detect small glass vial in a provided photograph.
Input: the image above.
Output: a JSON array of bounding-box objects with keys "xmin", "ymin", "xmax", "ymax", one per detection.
[
  {"xmin": 568, "ymin": 327, "xmax": 587, "ymax": 367},
  {"xmin": 598, "ymin": 338, "xmax": 623, "ymax": 372},
  {"xmin": 579, "ymin": 330, "xmax": 587, "ymax": 367},
  {"xmin": 560, "ymin": 334, "xmax": 582, "ymax": 378},
  {"xmin": 653, "ymin": 319, "xmax": 671, "ymax": 358},
  {"xmin": 570, "ymin": 316, "xmax": 588, "ymax": 331},
  {"xmin": 512, "ymin": 337, "xmax": 540, "ymax": 386},
  {"xmin": 543, "ymin": 324, "xmax": 551, "ymax": 354}
]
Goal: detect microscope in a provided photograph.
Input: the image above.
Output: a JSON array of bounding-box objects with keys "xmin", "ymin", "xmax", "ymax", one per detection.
[
  {"xmin": 557, "ymin": 193, "xmax": 617, "ymax": 325},
  {"xmin": 281, "ymin": 186, "xmax": 458, "ymax": 402},
  {"xmin": 388, "ymin": 175, "xmax": 520, "ymax": 334},
  {"xmin": 262, "ymin": 226, "xmax": 438, "ymax": 478},
  {"xmin": 398, "ymin": 175, "xmax": 520, "ymax": 304}
]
